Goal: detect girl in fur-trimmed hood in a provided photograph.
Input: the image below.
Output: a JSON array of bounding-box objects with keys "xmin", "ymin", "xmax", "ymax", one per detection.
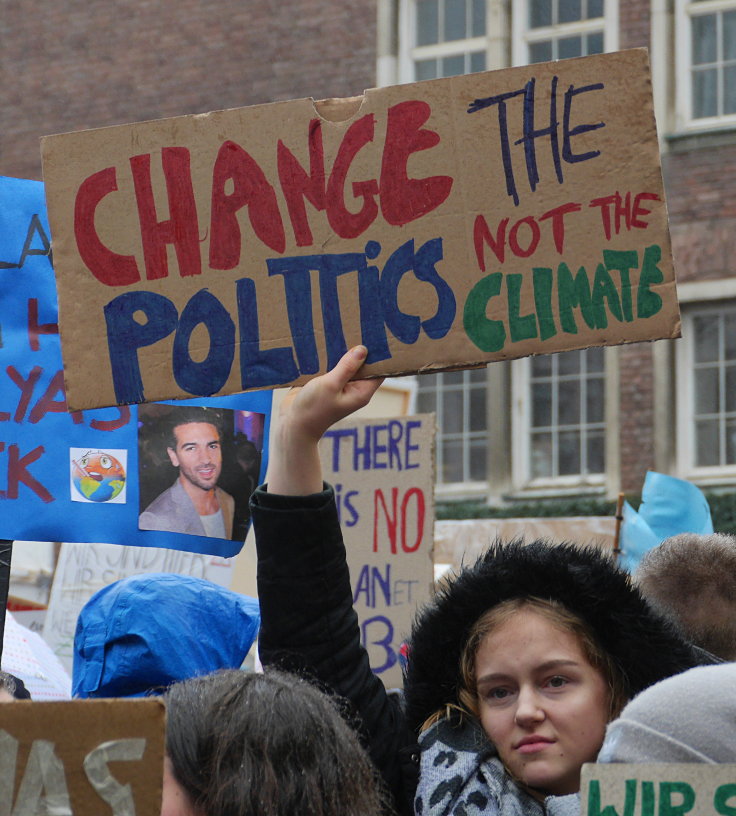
[{"xmin": 252, "ymin": 347, "xmax": 715, "ymax": 816}]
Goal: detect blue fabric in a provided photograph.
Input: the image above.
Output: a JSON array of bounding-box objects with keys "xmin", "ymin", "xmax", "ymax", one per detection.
[
  {"xmin": 619, "ymin": 471, "xmax": 713, "ymax": 572},
  {"xmin": 72, "ymin": 573, "xmax": 260, "ymax": 697}
]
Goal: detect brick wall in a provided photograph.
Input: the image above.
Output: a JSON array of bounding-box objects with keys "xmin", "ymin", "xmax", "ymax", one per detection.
[{"xmin": 1, "ymin": 0, "xmax": 377, "ymax": 180}]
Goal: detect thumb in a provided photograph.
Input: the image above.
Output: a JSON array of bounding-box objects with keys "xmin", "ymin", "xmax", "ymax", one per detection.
[{"xmin": 329, "ymin": 345, "xmax": 368, "ymax": 386}]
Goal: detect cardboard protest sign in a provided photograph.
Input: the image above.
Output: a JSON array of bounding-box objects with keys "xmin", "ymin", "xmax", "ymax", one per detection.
[
  {"xmin": 0, "ymin": 698, "xmax": 164, "ymax": 816},
  {"xmin": 581, "ymin": 764, "xmax": 736, "ymax": 816},
  {"xmin": 43, "ymin": 542, "xmax": 234, "ymax": 672},
  {"xmin": 320, "ymin": 414, "xmax": 434, "ymax": 688},
  {"xmin": 42, "ymin": 48, "xmax": 679, "ymax": 412},
  {"xmin": 0, "ymin": 175, "xmax": 271, "ymax": 557}
]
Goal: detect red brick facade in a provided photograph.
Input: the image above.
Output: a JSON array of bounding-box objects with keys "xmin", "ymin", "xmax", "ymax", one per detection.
[{"xmin": 1, "ymin": 0, "xmax": 377, "ymax": 181}]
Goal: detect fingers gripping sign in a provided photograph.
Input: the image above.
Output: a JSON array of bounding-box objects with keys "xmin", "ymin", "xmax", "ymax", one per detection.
[{"xmin": 269, "ymin": 346, "xmax": 384, "ymax": 496}]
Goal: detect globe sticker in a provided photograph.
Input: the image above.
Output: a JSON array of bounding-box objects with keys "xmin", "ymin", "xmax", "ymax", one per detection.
[{"xmin": 70, "ymin": 448, "xmax": 128, "ymax": 504}]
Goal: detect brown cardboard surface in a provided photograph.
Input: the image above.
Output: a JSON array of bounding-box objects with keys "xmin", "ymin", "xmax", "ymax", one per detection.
[
  {"xmin": 42, "ymin": 49, "xmax": 679, "ymax": 411},
  {"xmin": 0, "ymin": 698, "xmax": 164, "ymax": 815},
  {"xmin": 319, "ymin": 413, "xmax": 435, "ymax": 688},
  {"xmin": 581, "ymin": 764, "xmax": 736, "ymax": 816}
]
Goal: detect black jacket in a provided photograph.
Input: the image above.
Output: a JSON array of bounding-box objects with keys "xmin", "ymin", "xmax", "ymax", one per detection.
[{"xmin": 252, "ymin": 484, "xmax": 714, "ymax": 816}]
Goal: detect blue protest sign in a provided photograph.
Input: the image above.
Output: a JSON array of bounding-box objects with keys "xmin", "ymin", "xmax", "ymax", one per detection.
[{"xmin": 0, "ymin": 176, "xmax": 271, "ymax": 557}]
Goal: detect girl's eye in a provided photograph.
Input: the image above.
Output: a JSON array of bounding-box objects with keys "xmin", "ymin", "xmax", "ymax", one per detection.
[
  {"xmin": 546, "ymin": 675, "xmax": 568, "ymax": 689},
  {"xmin": 481, "ymin": 686, "xmax": 512, "ymax": 703}
]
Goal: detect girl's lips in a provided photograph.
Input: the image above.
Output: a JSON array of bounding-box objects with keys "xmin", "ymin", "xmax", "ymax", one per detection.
[{"xmin": 516, "ymin": 737, "xmax": 554, "ymax": 755}]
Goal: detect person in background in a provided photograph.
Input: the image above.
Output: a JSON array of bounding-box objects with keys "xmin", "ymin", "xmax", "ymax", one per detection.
[
  {"xmin": 73, "ymin": 573, "xmax": 260, "ymax": 698},
  {"xmin": 0, "ymin": 670, "xmax": 31, "ymax": 701},
  {"xmin": 162, "ymin": 668, "xmax": 387, "ymax": 816},
  {"xmin": 634, "ymin": 532, "xmax": 736, "ymax": 660},
  {"xmin": 598, "ymin": 662, "xmax": 736, "ymax": 763},
  {"xmin": 251, "ymin": 346, "xmax": 715, "ymax": 816}
]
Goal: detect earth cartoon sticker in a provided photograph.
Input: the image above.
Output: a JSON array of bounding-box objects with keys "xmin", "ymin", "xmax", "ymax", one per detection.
[{"xmin": 70, "ymin": 448, "xmax": 128, "ymax": 504}]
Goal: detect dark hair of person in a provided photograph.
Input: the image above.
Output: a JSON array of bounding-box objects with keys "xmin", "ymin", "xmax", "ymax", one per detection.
[
  {"xmin": 166, "ymin": 407, "xmax": 224, "ymax": 451},
  {"xmin": 164, "ymin": 669, "xmax": 387, "ymax": 816},
  {"xmin": 0, "ymin": 670, "xmax": 31, "ymax": 699},
  {"xmin": 635, "ymin": 532, "xmax": 736, "ymax": 660}
]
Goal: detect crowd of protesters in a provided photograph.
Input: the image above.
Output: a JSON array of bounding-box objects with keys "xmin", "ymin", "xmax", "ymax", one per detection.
[{"xmin": 3, "ymin": 346, "xmax": 736, "ymax": 816}]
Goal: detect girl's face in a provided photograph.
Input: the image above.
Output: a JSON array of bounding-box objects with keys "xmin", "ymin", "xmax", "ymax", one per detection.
[{"xmin": 473, "ymin": 608, "xmax": 610, "ymax": 797}]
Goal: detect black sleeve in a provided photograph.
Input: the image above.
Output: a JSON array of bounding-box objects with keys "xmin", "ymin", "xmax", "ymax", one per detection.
[{"xmin": 251, "ymin": 482, "xmax": 417, "ymax": 814}]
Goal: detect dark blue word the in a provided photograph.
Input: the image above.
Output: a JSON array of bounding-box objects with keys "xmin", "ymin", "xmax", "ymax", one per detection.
[
  {"xmin": 104, "ymin": 238, "xmax": 455, "ymax": 404},
  {"xmin": 324, "ymin": 420, "xmax": 422, "ymax": 474},
  {"xmin": 468, "ymin": 76, "xmax": 605, "ymax": 206}
]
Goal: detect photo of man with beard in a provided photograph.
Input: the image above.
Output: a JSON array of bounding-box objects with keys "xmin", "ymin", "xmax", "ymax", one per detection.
[{"xmin": 138, "ymin": 407, "xmax": 235, "ymax": 539}]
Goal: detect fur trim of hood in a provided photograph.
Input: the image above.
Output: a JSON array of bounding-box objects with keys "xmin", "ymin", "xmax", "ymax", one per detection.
[{"xmin": 403, "ymin": 538, "xmax": 713, "ymax": 734}]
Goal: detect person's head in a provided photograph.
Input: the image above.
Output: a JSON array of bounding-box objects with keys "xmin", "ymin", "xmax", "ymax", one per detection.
[
  {"xmin": 162, "ymin": 669, "xmax": 385, "ymax": 816},
  {"xmin": 634, "ymin": 532, "xmax": 736, "ymax": 660},
  {"xmin": 456, "ymin": 597, "xmax": 627, "ymax": 796},
  {"xmin": 166, "ymin": 409, "xmax": 224, "ymax": 493},
  {"xmin": 598, "ymin": 663, "xmax": 736, "ymax": 764},
  {"xmin": 73, "ymin": 574, "xmax": 260, "ymax": 698},
  {"xmin": 404, "ymin": 539, "xmax": 716, "ymax": 796},
  {"xmin": 0, "ymin": 671, "xmax": 31, "ymax": 701}
]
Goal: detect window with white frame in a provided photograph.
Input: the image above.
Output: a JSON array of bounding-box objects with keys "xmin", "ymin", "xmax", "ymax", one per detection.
[
  {"xmin": 512, "ymin": 0, "xmax": 616, "ymax": 66},
  {"xmin": 415, "ymin": 368, "xmax": 488, "ymax": 485},
  {"xmin": 679, "ymin": 304, "xmax": 736, "ymax": 474},
  {"xmin": 513, "ymin": 348, "xmax": 606, "ymax": 487},
  {"xmin": 676, "ymin": 0, "xmax": 736, "ymax": 128},
  {"xmin": 402, "ymin": 0, "xmax": 487, "ymax": 81}
]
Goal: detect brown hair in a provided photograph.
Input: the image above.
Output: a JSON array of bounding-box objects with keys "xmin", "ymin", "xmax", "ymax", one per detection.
[{"xmin": 423, "ymin": 596, "xmax": 628, "ymax": 731}]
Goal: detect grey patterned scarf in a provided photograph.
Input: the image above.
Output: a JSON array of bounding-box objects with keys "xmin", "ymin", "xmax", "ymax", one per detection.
[{"xmin": 414, "ymin": 717, "xmax": 580, "ymax": 816}]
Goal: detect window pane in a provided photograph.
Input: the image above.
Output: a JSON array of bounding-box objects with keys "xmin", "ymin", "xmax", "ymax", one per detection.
[
  {"xmin": 695, "ymin": 367, "xmax": 720, "ymax": 414},
  {"xmin": 469, "ymin": 366, "xmax": 487, "ymax": 383},
  {"xmin": 586, "ymin": 377, "xmax": 604, "ymax": 423},
  {"xmin": 694, "ymin": 316, "xmax": 719, "ymax": 362},
  {"xmin": 727, "ymin": 420, "xmax": 736, "ymax": 464},
  {"xmin": 587, "ymin": 431, "xmax": 605, "ymax": 474},
  {"xmin": 469, "ymin": 388, "xmax": 487, "ymax": 431},
  {"xmin": 415, "ymin": 59, "xmax": 438, "ymax": 81},
  {"xmin": 586, "ymin": 31, "xmax": 604, "ymax": 55},
  {"xmin": 470, "ymin": 439, "xmax": 487, "ymax": 480},
  {"xmin": 416, "ymin": 390, "xmax": 437, "ymax": 413},
  {"xmin": 532, "ymin": 382, "xmax": 552, "ymax": 427},
  {"xmin": 696, "ymin": 420, "xmax": 719, "ymax": 466},
  {"xmin": 417, "ymin": 0, "xmax": 439, "ymax": 45},
  {"xmin": 442, "ymin": 390, "xmax": 463, "ymax": 433},
  {"xmin": 443, "ymin": 370, "xmax": 464, "ymax": 386},
  {"xmin": 725, "ymin": 11, "xmax": 736, "ymax": 60},
  {"xmin": 472, "ymin": 0, "xmax": 486, "ymax": 36},
  {"xmin": 725, "ymin": 65, "xmax": 736, "ymax": 115},
  {"xmin": 531, "ymin": 432, "xmax": 553, "ymax": 478},
  {"xmin": 532, "ymin": 355, "xmax": 552, "ymax": 377},
  {"xmin": 692, "ymin": 13, "xmax": 717, "ymax": 65},
  {"xmin": 725, "ymin": 313, "xmax": 736, "ymax": 359},
  {"xmin": 586, "ymin": 346, "xmax": 605, "ymax": 372},
  {"xmin": 530, "ymin": 0, "xmax": 552, "ymax": 28},
  {"xmin": 444, "ymin": 0, "xmax": 466, "ymax": 41},
  {"xmin": 442, "ymin": 54, "xmax": 465, "ymax": 77},
  {"xmin": 558, "ymin": 350, "xmax": 581, "ymax": 375},
  {"xmin": 726, "ymin": 365, "xmax": 736, "ymax": 412},
  {"xmin": 588, "ymin": 0, "xmax": 604, "ymax": 18},
  {"xmin": 442, "ymin": 439, "xmax": 463, "ymax": 482},
  {"xmin": 558, "ymin": 430, "xmax": 581, "ymax": 474},
  {"xmin": 559, "ymin": 35, "xmax": 583, "ymax": 60},
  {"xmin": 559, "ymin": 0, "xmax": 582, "ymax": 24},
  {"xmin": 470, "ymin": 51, "xmax": 486, "ymax": 73},
  {"xmin": 693, "ymin": 68, "xmax": 718, "ymax": 118},
  {"xmin": 529, "ymin": 41, "xmax": 553, "ymax": 63},
  {"xmin": 558, "ymin": 381, "xmax": 581, "ymax": 425}
]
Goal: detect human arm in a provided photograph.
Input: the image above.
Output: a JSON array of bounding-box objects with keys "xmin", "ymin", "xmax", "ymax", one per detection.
[{"xmin": 252, "ymin": 348, "xmax": 418, "ymax": 813}]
